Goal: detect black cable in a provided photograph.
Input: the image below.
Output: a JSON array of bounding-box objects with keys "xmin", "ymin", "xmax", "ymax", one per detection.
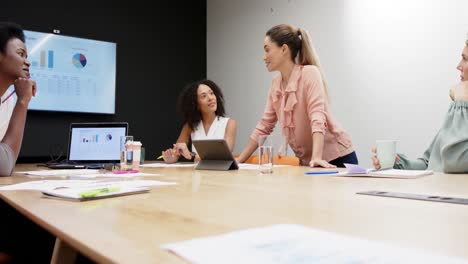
[{"xmin": 44, "ymin": 144, "xmax": 64, "ymax": 165}]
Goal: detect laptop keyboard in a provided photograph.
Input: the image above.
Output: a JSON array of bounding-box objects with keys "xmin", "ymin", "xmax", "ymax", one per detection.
[{"xmin": 47, "ymin": 163, "xmax": 105, "ymax": 169}]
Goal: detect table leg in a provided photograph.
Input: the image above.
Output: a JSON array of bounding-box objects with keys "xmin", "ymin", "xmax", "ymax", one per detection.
[{"xmin": 51, "ymin": 238, "xmax": 77, "ymax": 264}]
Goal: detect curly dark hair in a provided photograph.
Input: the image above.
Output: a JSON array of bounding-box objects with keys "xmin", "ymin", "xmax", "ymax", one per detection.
[
  {"xmin": 177, "ymin": 79, "xmax": 226, "ymax": 130},
  {"xmin": 0, "ymin": 22, "xmax": 25, "ymax": 54}
]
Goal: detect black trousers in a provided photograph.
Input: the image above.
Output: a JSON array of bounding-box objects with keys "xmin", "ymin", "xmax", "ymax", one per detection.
[{"xmin": 329, "ymin": 151, "xmax": 359, "ymax": 168}]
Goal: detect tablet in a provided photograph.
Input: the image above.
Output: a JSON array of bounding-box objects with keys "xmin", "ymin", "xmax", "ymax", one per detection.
[{"xmin": 192, "ymin": 139, "xmax": 238, "ymax": 170}]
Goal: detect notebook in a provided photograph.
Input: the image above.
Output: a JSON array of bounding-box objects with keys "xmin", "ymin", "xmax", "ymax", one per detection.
[
  {"xmin": 48, "ymin": 122, "xmax": 128, "ymax": 169},
  {"xmin": 42, "ymin": 181, "xmax": 149, "ymax": 201}
]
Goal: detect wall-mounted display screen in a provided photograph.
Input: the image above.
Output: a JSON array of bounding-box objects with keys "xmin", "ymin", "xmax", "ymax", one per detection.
[{"xmin": 11, "ymin": 30, "xmax": 117, "ymax": 114}]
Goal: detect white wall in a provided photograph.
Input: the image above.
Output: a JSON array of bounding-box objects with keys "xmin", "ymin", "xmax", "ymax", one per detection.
[{"xmin": 207, "ymin": 0, "xmax": 468, "ymax": 167}]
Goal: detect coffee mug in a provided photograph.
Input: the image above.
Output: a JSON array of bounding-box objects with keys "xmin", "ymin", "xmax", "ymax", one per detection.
[{"xmin": 376, "ymin": 140, "xmax": 397, "ymax": 169}]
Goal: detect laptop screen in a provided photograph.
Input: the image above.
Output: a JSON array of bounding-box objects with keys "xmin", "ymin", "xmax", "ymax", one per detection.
[{"xmin": 68, "ymin": 123, "xmax": 128, "ymax": 163}]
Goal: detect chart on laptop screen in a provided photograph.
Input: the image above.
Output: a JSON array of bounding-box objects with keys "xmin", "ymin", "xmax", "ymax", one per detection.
[{"xmin": 69, "ymin": 127, "xmax": 125, "ymax": 161}]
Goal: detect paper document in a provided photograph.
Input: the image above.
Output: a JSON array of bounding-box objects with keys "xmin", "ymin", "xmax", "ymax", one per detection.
[
  {"xmin": 238, "ymin": 164, "xmax": 290, "ymax": 170},
  {"xmin": 140, "ymin": 163, "xmax": 196, "ymax": 168},
  {"xmin": 117, "ymin": 180, "xmax": 177, "ymax": 188},
  {"xmin": 17, "ymin": 170, "xmax": 162, "ymax": 179},
  {"xmin": 0, "ymin": 179, "xmax": 176, "ymax": 192},
  {"xmin": 0, "ymin": 180, "xmax": 96, "ymax": 191},
  {"xmin": 339, "ymin": 164, "xmax": 433, "ymax": 179},
  {"xmin": 16, "ymin": 169, "xmax": 100, "ymax": 178},
  {"xmin": 161, "ymin": 224, "xmax": 466, "ymax": 264},
  {"xmin": 68, "ymin": 172, "xmax": 162, "ymax": 179},
  {"xmin": 103, "ymin": 172, "xmax": 162, "ymax": 178}
]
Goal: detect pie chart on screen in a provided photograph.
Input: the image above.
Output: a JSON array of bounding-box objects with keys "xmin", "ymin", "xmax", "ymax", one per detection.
[{"xmin": 72, "ymin": 53, "xmax": 87, "ymax": 68}]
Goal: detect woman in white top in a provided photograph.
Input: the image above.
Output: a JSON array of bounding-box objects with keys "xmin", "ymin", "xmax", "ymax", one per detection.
[
  {"xmin": 162, "ymin": 79, "xmax": 237, "ymax": 163},
  {"xmin": 0, "ymin": 22, "xmax": 37, "ymax": 176},
  {"xmin": 0, "ymin": 90, "xmax": 14, "ymax": 139},
  {"xmin": 0, "ymin": 22, "xmax": 55, "ymax": 264}
]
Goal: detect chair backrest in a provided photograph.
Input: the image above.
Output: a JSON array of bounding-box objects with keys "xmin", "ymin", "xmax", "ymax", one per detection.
[{"xmin": 241, "ymin": 155, "xmax": 300, "ymax": 166}]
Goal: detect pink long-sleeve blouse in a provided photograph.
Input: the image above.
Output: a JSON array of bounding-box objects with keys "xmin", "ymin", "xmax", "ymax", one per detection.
[{"xmin": 250, "ymin": 64, "xmax": 354, "ymax": 165}]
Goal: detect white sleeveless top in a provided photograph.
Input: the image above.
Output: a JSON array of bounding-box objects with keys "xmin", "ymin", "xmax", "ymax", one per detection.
[
  {"xmin": 191, "ymin": 116, "xmax": 230, "ymax": 154},
  {"xmin": 0, "ymin": 90, "xmax": 15, "ymax": 140}
]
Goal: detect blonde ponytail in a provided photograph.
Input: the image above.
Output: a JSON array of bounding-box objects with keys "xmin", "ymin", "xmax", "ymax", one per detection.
[{"xmin": 297, "ymin": 28, "xmax": 329, "ymax": 100}]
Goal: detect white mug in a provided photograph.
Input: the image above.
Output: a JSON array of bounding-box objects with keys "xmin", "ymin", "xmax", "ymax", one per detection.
[{"xmin": 376, "ymin": 140, "xmax": 397, "ymax": 169}]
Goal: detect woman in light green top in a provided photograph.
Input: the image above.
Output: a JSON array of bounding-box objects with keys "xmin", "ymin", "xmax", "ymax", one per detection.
[{"xmin": 372, "ymin": 38, "xmax": 468, "ymax": 173}]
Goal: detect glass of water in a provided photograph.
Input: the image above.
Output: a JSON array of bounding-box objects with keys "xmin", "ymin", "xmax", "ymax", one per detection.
[
  {"xmin": 258, "ymin": 135, "xmax": 273, "ymax": 173},
  {"xmin": 120, "ymin": 136, "xmax": 134, "ymax": 170}
]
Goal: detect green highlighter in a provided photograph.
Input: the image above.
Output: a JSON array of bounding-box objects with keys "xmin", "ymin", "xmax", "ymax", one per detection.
[{"xmin": 79, "ymin": 187, "xmax": 121, "ymax": 198}]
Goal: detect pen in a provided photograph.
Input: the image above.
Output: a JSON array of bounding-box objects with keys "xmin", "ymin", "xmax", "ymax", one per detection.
[
  {"xmin": 158, "ymin": 149, "xmax": 177, "ymax": 160},
  {"xmin": 79, "ymin": 187, "xmax": 121, "ymax": 198},
  {"xmin": 305, "ymin": 170, "xmax": 339, "ymax": 175}
]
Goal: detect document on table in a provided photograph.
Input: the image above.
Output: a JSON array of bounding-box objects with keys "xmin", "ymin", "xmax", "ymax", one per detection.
[
  {"xmin": 102, "ymin": 172, "xmax": 162, "ymax": 178},
  {"xmin": 16, "ymin": 169, "xmax": 101, "ymax": 177},
  {"xmin": 0, "ymin": 179, "xmax": 176, "ymax": 192},
  {"xmin": 162, "ymin": 224, "xmax": 466, "ymax": 264},
  {"xmin": 238, "ymin": 164, "xmax": 290, "ymax": 170},
  {"xmin": 115, "ymin": 180, "xmax": 177, "ymax": 188},
  {"xmin": 0, "ymin": 180, "xmax": 96, "ymax": 191},
  {"xmin": 140, "ymin": 163, "xmax": 196, "ymax": 168},
  {"xmin": 68, "ymin": 172, "xmax": 162, "ymax": 179},
  {"xmin": 16, "ymin": 170, "xmax": 161, "ymax": 179},
  {"xmin": 336, "ymin": 163, "xmax": 433, "ymax": 179}
]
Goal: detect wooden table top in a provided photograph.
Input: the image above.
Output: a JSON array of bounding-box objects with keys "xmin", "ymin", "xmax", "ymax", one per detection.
[{"xmin": 1, "ymin": 164, "xmax": 468, "ymax": 263}]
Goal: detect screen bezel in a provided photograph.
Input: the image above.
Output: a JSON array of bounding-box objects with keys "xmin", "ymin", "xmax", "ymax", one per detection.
[
  {"xmin": 23, "ymin": 29, "xmax": 117, "ymax": 114},
  {"xmin": 67, "ymin": 122, "xmax": 128, "ymax": 163}
]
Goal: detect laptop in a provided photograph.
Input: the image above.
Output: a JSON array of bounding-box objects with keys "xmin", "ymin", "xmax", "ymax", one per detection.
[
  {"xmin": 192, "ymin": 139, "xmax": 238, "ymax": 171},
  {"xmin": 48, "ymin": 122, "xmax": 128, "ymax": 169}
]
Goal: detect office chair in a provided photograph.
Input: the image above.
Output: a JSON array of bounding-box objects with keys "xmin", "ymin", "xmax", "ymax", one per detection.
[{"xmin": 240, "ymin": 154, "xmax": 300, "ymax": 166}]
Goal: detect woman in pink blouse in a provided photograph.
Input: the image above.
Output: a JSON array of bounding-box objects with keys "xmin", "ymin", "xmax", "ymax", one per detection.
[{"xmin": 237, "ymin": 24, "xmax": 357, "ymax": 168}]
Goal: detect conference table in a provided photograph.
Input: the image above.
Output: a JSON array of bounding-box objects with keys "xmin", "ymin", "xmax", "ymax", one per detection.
[{"xmin": 1, "ymin": 163, "xmax": 468, "ymax": 263}]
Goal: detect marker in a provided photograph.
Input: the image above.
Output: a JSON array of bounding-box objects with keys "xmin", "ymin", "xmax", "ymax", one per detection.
[
  {"xmin": 79, "ymin": 187, "xmax": 120, "ymax": 198},
  {"xmin": 305, "ymin": 170, "xmax": 339, "ymax": 175}
]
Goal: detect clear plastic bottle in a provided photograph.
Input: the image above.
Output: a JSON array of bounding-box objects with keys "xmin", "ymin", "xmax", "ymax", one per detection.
[{"xmin": 125, "ymin": 141, "xmax": 134, "ymax": 170}]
